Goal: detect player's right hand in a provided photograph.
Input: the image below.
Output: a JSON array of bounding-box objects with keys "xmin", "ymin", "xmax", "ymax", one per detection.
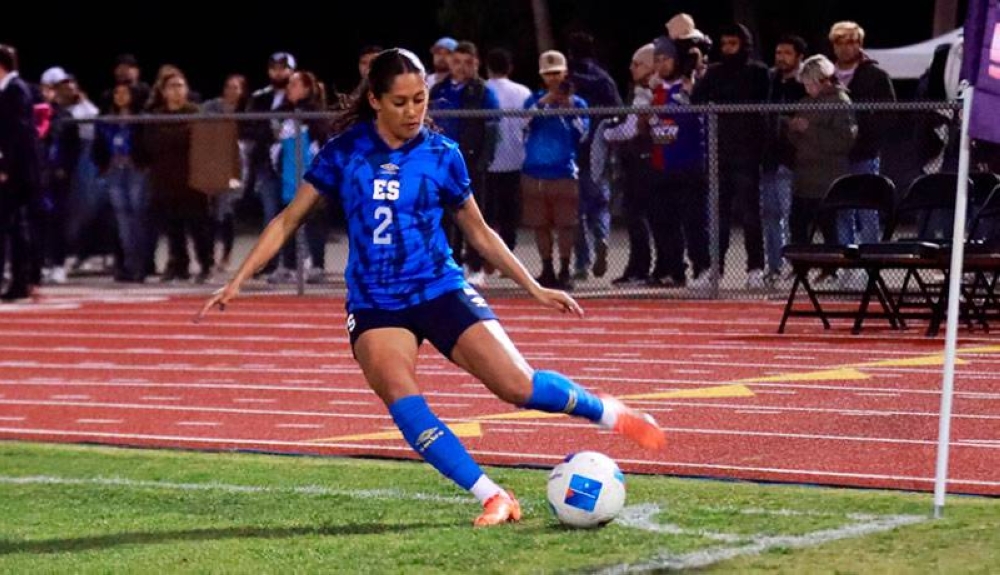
[
  {"xmin": 194, "ymin": 283, "xmax": 240, "ymax": 323},
  {"xmin": 532, "ymin": 287, "xmax": 585, "ymax": 318}
]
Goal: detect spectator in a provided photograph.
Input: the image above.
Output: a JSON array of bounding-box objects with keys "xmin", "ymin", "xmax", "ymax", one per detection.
[
  {"xmin": 428, "ymin": 40, "xmax": 500, "ymax": 287},
  {"xmin": 92, "ymin": 81, "xmax": 150, "ymax": 283},
  {"xmin": 787, "ymin": 54, "xmax": 857, "ymax": 279},
  {"xmin": 0, "ymin": 44, "xmax": 42, "ymax": 301},
  {"xmin": 602, "ymin": 43, "xmax": 656, "ymax": 285},
  {"xmin": 37, "ymin": 66, "xmax": 80, "ymax": 285},
  {"xmin": 55, "ymin": 73, "xmax": 112, "ymax": 276},
  {"xmin": 521, "ymin": 50, "xmax": 589, "ymax": 290},
  {"xmin": 142, "ymin": 69, "xmax": 213, "ymax": 283},
  {"xmin": 666, "ymin": 13, "xmax": 713, "ymax": 83},
  {"xmin": 426, "ymin": 36, "xmax": 457, "ymax": 88},
  {"xmin": 692, "ymin": 22, "xmax": 770, "ymax": 289},
  {"xmin": 201, "ymin": 73, "xmax": 250, "ymax": 273},
  {"xmin": 246, "ymin": 51, "xmax": 297, "ymax": 279},
  {"xmin": 357, "ymin": 45, "xmax": 383, "ymax": 84},
  {"xmin": 828, "ymin": 21, "xmax": 895, "ymax": 249},
  {"xmin": 566, "ymin": 31, "xmax": 622, "ymax": 281},
  {"xmin": 760, "ymin": 35, "xmax": 807, "ymax": 285},
  {"xmin": 100, "ymin": 53, "xmax": 151, "ymax": 113},
  {"xmin": 484, "ymin": 47, "xmax": 531, "ymax": 257},
  {"xmin": 269, "ymin": 70, "xmax": 332, "ymax": 284},
  {"xmin": 645, "ymin": 35, "xmax": 711, "ymax": 288}
]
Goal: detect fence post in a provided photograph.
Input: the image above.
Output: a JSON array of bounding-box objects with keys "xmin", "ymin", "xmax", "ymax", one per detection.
[
  {"xmin": 706, "ymin": 105, "xmax": 721, "ymax": 298},
  {"xmin": 293, "ymin": 117, "xmax": 306, "ymax": 296}
]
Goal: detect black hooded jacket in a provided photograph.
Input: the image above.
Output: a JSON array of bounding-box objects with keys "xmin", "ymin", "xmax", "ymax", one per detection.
[{"xmin": 691, "ymin": 23, "xmax": 770, "ymax": 168}]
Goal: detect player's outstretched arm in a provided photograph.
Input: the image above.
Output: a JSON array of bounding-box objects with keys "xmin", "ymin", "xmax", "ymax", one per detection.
[
  {"xmin": 195, "ymin": 183, "xmax": 321, "ymax": 322},
  {"xmin": 452, "ymin": 197, "xmax": 583, "ymax": 318}
]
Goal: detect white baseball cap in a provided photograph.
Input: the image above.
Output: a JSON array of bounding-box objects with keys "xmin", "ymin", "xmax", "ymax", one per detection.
[
  {"xmin": 538, "ymin": 50, "xmax": 567, "ymax": 74},
  {"xmin": 41, "ymin": 66, "xmax": 71, "ymax": 86}
]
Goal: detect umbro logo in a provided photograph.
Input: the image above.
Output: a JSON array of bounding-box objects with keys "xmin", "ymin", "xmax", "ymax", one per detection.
[
  {"xmin": 415, "ymin": 427, "xmax": 444, "ymax": 453},
  {"xmin": 380, "ymin": 163, "xmax": 399, "ymax": 175}
]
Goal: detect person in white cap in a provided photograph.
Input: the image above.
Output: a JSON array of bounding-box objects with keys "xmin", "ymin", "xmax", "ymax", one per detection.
[{"xmin": 521, "ymin": 49, "xmax": 589, "ymax": 290}]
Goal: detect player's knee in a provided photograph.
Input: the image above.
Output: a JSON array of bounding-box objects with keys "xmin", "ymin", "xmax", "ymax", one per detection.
[{"xmin": 490, "ymin": 372, "xmax": 533, "ymax": 406}]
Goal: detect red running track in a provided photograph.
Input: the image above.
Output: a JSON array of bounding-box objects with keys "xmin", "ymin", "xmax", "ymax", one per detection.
[{"xmin": 0, "ymin": 293, "xmax": 998, "ymax": 496}]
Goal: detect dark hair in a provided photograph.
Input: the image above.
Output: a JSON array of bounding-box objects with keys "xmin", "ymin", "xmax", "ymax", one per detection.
[
  {"xmin": 486, "ymin": 47, "xmax": 513, "ymax": 76},
  {"xmin": 776, "ymin": 34, "xmax": 808, "ymax": 57},
  {"xmin": 290, "ymin": 70, "xmax": 327, "ymax": 109},
  {"xmin": 567, "ymin": 31, "xmax": 596, "ymax": 59},
  {"xmin": 0, "ymin": 44, "xmax": 17, "ymax": 72},
  {"xmin": 222, "ymin": 73, "xmax": 250, "ymax": 110},
  {"xmin": 454, "ymin": 41, "xmax": 478, "ymax": 58},
  {"xmin": 331, "ymin": 48, "xmax": 425, "ymax": 135},
  {"xmin": 359, "ymin": 44, "xmax": 383, "ymax": 58},
  {"xmin": 108, "ymin": 79, "xmax": 142, "ymax": 114},
  {"xmin": 115, "ymin": 53, "xmax": 139, "ymax": 68}
]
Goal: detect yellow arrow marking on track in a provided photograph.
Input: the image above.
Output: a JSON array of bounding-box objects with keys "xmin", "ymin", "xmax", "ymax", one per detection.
[
  {"xmin": 742, "ymin": 368, "xmax": 869, "ymax": 383},
  {"xmin": 626, "ymin": 383, "xmax": 755, "ymax": 400},
  {"xmin": 312, "ymin": 384, "xmax": 757, "ymax": 440},
  {"xmin": 861, "ymin": 355, "xmax": 966, "ymax": 367},
  {"xmin": 954, "ymin": 345, "xmax": 1000, "ymax": 354}
]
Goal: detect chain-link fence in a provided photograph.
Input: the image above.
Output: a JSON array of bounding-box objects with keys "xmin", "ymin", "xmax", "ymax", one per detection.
[{"xmin": 41, "ymin": 100, "xmax": 996, "ymax": 302}]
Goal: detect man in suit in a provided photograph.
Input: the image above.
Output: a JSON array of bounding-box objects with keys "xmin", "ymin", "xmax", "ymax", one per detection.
[{"xmin": 0, "ymin": 44, "xmax": 41, "ymax": 301}]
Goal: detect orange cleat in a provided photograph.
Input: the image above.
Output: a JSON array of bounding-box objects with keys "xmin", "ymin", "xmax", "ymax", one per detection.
[
  {"xmin": 473, "ymin": 490, "xmax": 522, "ymax": 527},
  {"xmin": 600, "ymin": 394, "xmax": 667, "ymax": 451}
]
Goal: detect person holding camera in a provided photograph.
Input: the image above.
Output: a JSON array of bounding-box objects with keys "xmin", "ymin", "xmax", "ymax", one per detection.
[{"xmin": 521, "ymin": 50, "xmax": 589, "ymax": 290}]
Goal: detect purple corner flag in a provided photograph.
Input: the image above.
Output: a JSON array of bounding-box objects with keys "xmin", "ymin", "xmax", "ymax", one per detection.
[{"xmin": 964, "ymin": 0, "xmax": 1000, "ymax": 143}]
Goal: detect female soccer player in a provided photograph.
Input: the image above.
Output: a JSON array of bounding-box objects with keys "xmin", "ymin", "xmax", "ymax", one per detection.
[{"xmin": 196, "ymin": 48, "xmax": 665, "ymax": 527}]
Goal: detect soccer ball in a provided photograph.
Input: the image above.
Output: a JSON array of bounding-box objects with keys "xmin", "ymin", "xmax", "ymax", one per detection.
[{"xmin": 547, "ymin": 451, "xmax": 626, "ymax": 528}]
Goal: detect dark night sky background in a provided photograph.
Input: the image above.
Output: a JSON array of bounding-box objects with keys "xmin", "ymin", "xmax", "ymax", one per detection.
[{"xmin": 2, "ymin": 0, "xmax": 970, "ymax": 105}]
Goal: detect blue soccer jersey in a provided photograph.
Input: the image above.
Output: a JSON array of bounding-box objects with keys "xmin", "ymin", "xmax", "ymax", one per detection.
[{"xmin": 304, "ymin": 122, "xmax": 471, "ymax": 312}]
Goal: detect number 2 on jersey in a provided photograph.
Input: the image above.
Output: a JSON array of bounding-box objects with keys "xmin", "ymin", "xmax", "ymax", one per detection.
[{"xmin": 373, "ymin": 206, "xmax": 392, "ymax": 245}]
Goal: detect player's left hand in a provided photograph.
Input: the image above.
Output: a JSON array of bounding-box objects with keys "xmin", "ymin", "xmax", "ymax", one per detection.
[{"xmin": 534, "ymin": 287, "xmax": 584, "ymax": 318}]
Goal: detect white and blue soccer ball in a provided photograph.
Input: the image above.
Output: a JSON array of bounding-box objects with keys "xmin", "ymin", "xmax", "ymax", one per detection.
[{"xmin": 546, "ymin": 450, "xmax": 626, "ymax": 528}]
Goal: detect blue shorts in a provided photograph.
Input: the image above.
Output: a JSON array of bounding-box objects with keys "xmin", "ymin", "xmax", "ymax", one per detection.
[{"xmin": 346, "ymin": 288, "xmax": 498, "ymax": 360}]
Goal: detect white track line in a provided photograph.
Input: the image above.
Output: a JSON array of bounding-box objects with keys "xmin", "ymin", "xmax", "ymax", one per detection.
[
  {"xmin": 2, "ymin": 358, "xmax": 997, "ymax": 380},
  {"xmin": 75, "ymin": 419, "xmax": 123, "ymax": 424},
  {"xmin": 0, "ymin": 399, "xmax": 388, "ymax": 420},
  {"xmin": 6, "ymin": 378, "xmax": 1000, "ymax": 413},
  {"xmin": 2, "ymin": 403, "xmax": 998, "ymax": 449}
]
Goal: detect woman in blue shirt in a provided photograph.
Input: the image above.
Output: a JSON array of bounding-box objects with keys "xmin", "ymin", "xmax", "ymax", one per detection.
[{"xmin": 197, "ymin": 48, "xmax": 664, "ymax": 527}]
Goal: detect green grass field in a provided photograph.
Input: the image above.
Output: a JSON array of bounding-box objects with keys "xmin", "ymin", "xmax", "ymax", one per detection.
[{"xmin": 1, "ymin": 441, "xmax": 998, "ymax": 574}]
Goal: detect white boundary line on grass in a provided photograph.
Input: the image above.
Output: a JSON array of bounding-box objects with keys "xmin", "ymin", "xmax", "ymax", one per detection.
[
  {"xmin": 0, "ymin": 474, "xmax": 472, "ymax": 504},
  {"xmin": 0, "ymin": 474, "xmax": 927, "ymax": 571},
  {"xmin": 607, "ymin": 503, "xmax": 926, "ymax": 573}
]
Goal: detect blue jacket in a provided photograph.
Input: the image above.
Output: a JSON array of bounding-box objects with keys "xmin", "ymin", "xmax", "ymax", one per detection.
[{"xmin": 521, "ymin": 90, "xmax": 589, "ymax": 179}]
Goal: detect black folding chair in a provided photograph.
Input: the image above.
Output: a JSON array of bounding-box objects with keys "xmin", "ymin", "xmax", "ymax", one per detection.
[
  {"xmin": 962, "ymin": 183, "xmax": 1000, "ymax": 327},
  {"xmin": 778, "ymin": 173, "xmax": 897, "ymax": 333},
  {"xmin": 854, "ymin": 173, "xmax": 976, "ymax": 336}
]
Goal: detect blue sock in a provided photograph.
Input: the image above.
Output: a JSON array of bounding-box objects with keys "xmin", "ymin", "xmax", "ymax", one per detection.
[
  {"xmin": 388, "ymin": 395, "xmax": 484, "ymax": 490},
  {"xmin": 524, "ymin": 370, "xmax": 604, "ymax": 422}
]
